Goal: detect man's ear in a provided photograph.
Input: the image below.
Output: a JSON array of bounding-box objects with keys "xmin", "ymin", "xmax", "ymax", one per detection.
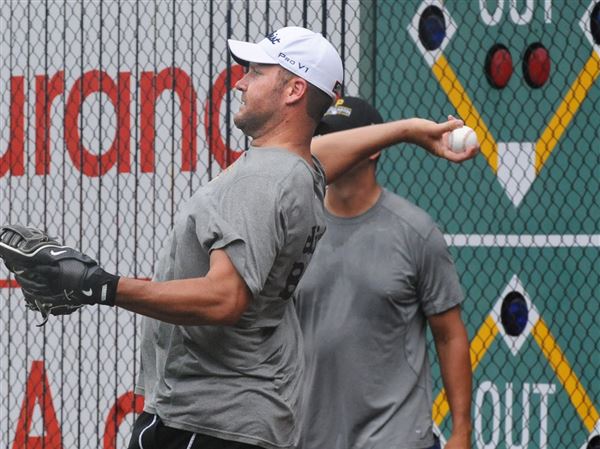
[{"xmin": 284, "ymin": 77, "xmax": 309, "ymax": 106}]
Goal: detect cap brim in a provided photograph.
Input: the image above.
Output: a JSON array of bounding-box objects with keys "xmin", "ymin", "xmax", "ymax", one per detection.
[{"xmin": 227, "ymin": 39, "xmax": 277, "ymax": 66}]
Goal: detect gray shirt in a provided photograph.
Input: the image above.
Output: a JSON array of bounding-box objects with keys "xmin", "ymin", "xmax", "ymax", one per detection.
[
  {"xmin": 136, "ymin": 147, "xmax": 326, "ymax": 449},
  {"xmin": 294, "ymin": 189, "xmax": 463, "ymax": 449}
]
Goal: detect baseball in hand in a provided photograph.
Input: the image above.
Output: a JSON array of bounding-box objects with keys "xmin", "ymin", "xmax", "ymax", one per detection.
[{"xmin": 448, "ymin": 126, "xmax": 478, "ymax": 153}]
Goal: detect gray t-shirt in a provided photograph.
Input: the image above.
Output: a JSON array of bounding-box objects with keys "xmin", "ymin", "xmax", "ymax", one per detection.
[
  {"xmin": 136, "ymin": 147, "xmax": 326, "ymax": 449},
  {"xmin": 294, "ymin": 189, "xmax": 463, "ymax": 449}
]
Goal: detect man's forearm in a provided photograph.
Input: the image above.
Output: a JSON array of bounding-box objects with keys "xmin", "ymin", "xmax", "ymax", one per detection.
[
  {"xmin": 311, "ymin": 117, "xmax": 476, "ymax": 184},
  {"xmin": 310, "ymin": 119, "xmax": 414, "ymax": 183},
  {"xmin": 115, "ymin": 250, "xmax": 251, "ymax": 326},
  {"xmin": 115, "ymin": 277, "xmax": 243, "ymax": 325},
  {"xmin": 429, "ymin": 307, "xmax": 473, "ymax": 443},
  {"xmin": 312, "ymin": 118, "xmax": 413, "ymax": 155},
  {"xmin": 436, "ymin": 330, "xmax": 473, "ymax": 436}
]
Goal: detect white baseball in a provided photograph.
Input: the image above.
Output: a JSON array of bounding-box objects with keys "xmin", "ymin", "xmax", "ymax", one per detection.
[{"xmin": 448, "ymin": 126, "xmax": 478, "ymax": 153}]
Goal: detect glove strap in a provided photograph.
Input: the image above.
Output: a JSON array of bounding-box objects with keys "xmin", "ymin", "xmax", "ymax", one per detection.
[{"xmin": 79, "ymin": 267, "xmax": 120, "ymax": 306}]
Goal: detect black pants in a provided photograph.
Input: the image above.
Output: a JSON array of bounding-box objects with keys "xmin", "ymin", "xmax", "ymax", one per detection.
[{"xmin": 127, "ymin": 412, "xmax": 263, "ymax": 449}]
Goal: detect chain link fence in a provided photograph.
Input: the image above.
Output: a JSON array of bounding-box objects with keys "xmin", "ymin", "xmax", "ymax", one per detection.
[{"xmin": 0, "ymin": 1, "xmax": 598, "ymax": 448}]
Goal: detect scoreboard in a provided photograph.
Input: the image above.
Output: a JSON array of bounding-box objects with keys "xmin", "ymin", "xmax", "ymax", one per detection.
[{"xmin": 370, "ymin": 1, "xmax": 599, "ymax": 448}]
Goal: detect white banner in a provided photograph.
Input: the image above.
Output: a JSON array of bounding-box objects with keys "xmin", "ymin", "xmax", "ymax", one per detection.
[{"xmin": 0, "ymin": 2, "xmax": 361, "ymax": 448}]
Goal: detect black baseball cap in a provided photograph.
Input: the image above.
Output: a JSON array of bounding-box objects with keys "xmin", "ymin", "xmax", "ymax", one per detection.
[{"xmin": 315, "ymin": 96, "xmax": 383, "ymax": 136}]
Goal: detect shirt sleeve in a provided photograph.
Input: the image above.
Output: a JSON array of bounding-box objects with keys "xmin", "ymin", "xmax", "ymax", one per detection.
[
  {"xmin": 416, "ymin": 225, "xmax": 464, "ymax": 316},
  {"xmin": 211, "ymin": 175, "xmax": 285, "ymax": 298}
]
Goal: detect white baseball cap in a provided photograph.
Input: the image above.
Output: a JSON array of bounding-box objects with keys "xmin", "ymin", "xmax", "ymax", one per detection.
[{"xmin": 228, "ymin": 26, "xmax": 343, "ymax": 98}]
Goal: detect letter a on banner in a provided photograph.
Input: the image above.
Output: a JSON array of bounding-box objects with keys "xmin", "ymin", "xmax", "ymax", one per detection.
[{"xmin": 12, "ymin": 361, "xmax": 63, "ymax": 449}]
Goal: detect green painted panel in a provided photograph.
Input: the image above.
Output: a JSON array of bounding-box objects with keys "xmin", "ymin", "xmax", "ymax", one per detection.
[{"xmin": 362, "ymin": 1, "xmax": 600, "ymax": 445}]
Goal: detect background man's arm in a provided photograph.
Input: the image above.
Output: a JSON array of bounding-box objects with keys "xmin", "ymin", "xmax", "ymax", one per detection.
[
  {"xmin": 428, "ymin": 305, "xmax": 473, "ymax": 449},
  {"xmin": 310, "ymin": 117, "xmax": 478, "ymax": 184},
  {"xmin": 116, "ymin": 249, "xmax": 251, "ymax": 326}
]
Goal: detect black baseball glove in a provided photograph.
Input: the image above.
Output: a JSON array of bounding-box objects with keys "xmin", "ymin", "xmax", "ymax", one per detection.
[{"xmin": 0, "ymin": 225, "xmax": 120, "ymax": 323}]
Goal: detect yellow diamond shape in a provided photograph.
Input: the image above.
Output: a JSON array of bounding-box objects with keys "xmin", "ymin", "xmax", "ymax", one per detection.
[
  {"xmin": 433, "ymin": 295, "xmax": 599, "ymax": 442},
  {"xmin": 408, "ymin": 0, "xmax": 600, "ymax": 207}
]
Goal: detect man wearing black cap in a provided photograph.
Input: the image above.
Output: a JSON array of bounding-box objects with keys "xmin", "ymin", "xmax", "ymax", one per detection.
[{"xmin": 294, "ymin": 97, "xmax": 473, "ymax": 449}]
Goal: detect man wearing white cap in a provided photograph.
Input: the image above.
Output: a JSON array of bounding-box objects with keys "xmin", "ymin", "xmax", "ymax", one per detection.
[
  {"xmin": 2, "ymin": 26, "xmax": 476, "ymax": 449},
  {"xmin": 122, "ymin": 28, "xmax": 474, "ymax": 449}
]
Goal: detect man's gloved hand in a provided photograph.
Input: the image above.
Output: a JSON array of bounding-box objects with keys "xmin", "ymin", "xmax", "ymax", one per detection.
[{"xmin": 0, "ymin": 225, "xmax": 120, "ymax": 321}]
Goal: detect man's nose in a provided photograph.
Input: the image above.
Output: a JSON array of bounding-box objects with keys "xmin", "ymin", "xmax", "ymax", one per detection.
[{"xmin": 235, "ymin": 74, "xmax": 248, "ymax": 91}]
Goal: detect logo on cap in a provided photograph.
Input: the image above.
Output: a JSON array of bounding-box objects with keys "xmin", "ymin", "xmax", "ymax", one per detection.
[
  {"xmin": 325, "ymin": 104, "xmax": 352, "ymax": 117},
  {"xmin": 278, "ymin": 52, "xmax": 309, "ymax": 73},
  {"xmin": 266, "ymin": 32, "xmax": 280, "ymax": 45}
]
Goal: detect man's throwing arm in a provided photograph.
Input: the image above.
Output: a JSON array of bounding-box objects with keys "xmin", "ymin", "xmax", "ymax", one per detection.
[{"xmin": 311, "ymin": 116, "xmax": 479, "ymax": 184}]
